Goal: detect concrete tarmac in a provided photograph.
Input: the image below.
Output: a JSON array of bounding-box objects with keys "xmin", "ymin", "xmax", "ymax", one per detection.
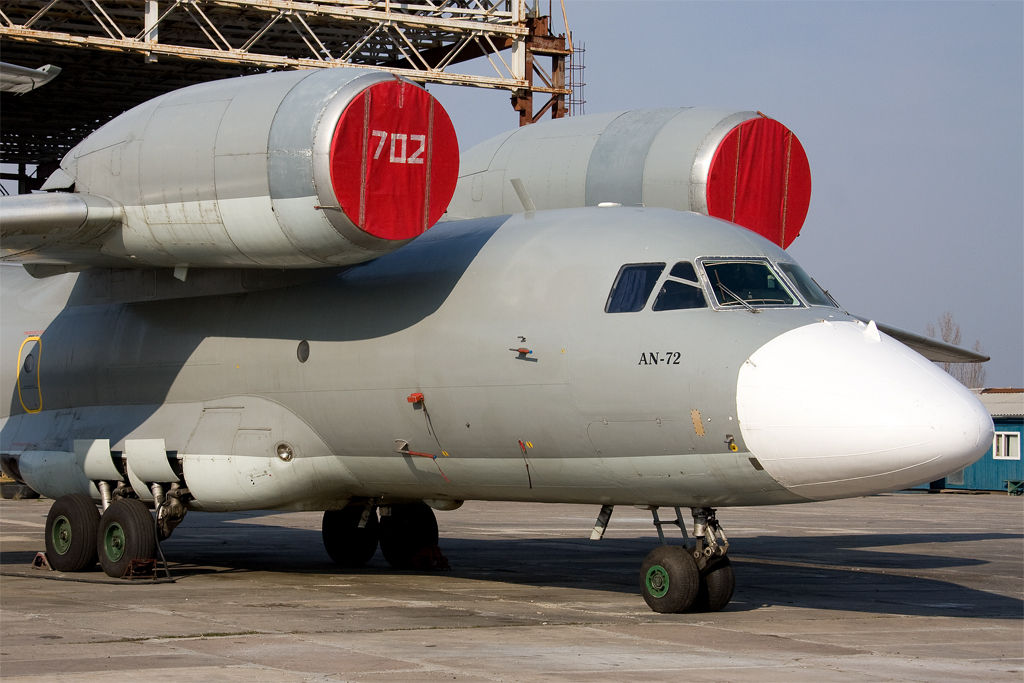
[{"xmin": 1, "ymin": 492, "xmax": 1021, "ymax": 681}]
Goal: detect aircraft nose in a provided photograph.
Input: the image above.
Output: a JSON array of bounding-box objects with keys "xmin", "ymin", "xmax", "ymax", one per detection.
[{"xmin": 736, "ymin": 320, "xmax": 993, "ymax": 501}]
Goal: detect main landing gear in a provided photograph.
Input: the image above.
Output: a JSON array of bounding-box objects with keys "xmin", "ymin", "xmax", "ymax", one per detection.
[
  {"xmin": 44, "ymin": 493, "xmax": 100, "ymax": 572},
  {"xmin": 43, "ymin": 489, "xmax": 185, "ymax": 578},
  {"xmin": 639, "ymin": 506, "xmax": 734, "ymax": 613},
  {"xmin": 321, "ymin": 501, "xmax": 448, "ymax": 570}
]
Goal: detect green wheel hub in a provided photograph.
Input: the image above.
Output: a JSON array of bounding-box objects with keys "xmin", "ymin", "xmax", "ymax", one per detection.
[
  {"xmin": 645, "ymin": 564, "xmax": 670, "ymax": 598},
  {"xmin": 103, "ymin": 522, "xmax": 126, "ymax": 562},
  {"xmin": 50, "ymin": 515, "xmax": 73, "ymax": 555}
]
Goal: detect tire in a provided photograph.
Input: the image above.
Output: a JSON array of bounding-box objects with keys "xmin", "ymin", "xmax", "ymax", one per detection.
[
  {"xmin": 639, "ymin": 545, "xmax": 700, "ymax": 613},
  {"xmin": 322, "ymin": 505, "xmax": 379, "ymax": 567},
  {"xmin": 690, "ymin": 556, "xmax": 735, "ymax": 612},
  {"xmin": 97, "ymin": 499, "xmax": 156, "ymax": 578},
  {"xmin": 378, "ymin": 502, "xmax": 439, "ymax": 569},
  {"xmin": 44, "ymin": 494, "xmax": 100, "ymax": 572}
]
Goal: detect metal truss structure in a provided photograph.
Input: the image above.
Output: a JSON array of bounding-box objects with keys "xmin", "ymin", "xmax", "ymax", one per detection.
[{"xmin": 1, "ymin": 1, "xmax": 572, "ymax": 186}]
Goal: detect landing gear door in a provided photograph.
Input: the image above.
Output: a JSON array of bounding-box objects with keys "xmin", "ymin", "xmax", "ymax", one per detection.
[{"xmin": 17, "ymin": 336, "xmax": 42, "ymax": 414}]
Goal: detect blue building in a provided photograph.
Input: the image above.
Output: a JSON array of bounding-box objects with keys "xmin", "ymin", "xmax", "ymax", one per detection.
[{"xmin": 942, "ymin": 389, "xmax": 1023, "ymax": 493}]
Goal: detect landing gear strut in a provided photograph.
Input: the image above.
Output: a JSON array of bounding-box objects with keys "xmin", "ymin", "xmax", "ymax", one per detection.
[{"xmin": 639, "ymin": 506, "xmax": 734, "ymax": 613}]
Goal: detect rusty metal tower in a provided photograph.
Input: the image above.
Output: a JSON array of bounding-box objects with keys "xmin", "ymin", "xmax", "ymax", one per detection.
[{"xmin": 1, "ymin": 1, "xmax": 572, "ymax": 190}]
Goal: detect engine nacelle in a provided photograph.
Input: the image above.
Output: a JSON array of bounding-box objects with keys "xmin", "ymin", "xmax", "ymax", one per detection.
[
  {"xmin": 447, "ymin": 108, "xmax": 810, "ymax": 248},
  {"xmin": 26, "ymin": 69, "xmax": 459, "ymax": 268}
]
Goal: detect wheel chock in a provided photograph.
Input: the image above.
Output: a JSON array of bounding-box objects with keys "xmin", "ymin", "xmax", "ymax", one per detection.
[
  {"xmin": 122, "ymin": 558, "xmax": 157, "ymax": 579},
  {"xmin": 32, "ymin": 552, "xmax": 52, "ymax": 570}
]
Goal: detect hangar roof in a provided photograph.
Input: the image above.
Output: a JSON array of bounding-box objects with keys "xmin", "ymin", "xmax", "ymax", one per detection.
[{"xmin": 1, "ymin": 1, "xmax": 568, "ymax": 171}]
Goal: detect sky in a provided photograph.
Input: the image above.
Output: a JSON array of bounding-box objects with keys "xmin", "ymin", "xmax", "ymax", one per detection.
[{"xmin": 430, "ymin": 0, "xmax": 1023, "ymax": 387}]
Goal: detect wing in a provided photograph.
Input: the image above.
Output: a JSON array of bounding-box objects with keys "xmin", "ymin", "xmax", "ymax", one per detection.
[
  {"xmin": 0, "ymin": 193, "xmax": 123, "ymax": 269},
  {"xmin": 855, "ymin": 317, "xmax": 990, "ymax": 364},
  {"xmin": 0, "ymin": 62, "xmax": 62, "ymax": 94}
]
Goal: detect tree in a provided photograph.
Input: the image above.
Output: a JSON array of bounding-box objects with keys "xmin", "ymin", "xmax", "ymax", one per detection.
[{"xmin": 926, "ymin": 312, "xmax": 986, "ymax": 388}]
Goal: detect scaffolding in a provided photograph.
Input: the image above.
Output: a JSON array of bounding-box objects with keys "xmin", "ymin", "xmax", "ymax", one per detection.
[
  {"xmin": 0, "ymin": 1, "xmax": 574, "ymax": 187},
  {"xmin": 567, "ymin": 39, "xmax": 585, "ymax": 116}
]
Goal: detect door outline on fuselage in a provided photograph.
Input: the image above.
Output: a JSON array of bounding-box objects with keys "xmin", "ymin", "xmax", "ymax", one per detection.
[{"xmin": 17, "ymin": 335, "xmax": 42, "ymax": 414}]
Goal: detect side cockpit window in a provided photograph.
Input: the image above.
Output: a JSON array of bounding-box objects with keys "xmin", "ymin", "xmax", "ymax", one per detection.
[
  {"xmin": 653, "ymin": 261, "xmax": 707, "ymax": 311},
  {"xmin": 605, "ymin": 263, "xmax": 665, "ymax": 313},
  {"xmin": 777, "ymin": 262, "xmax": 838, "ymax": 307}
]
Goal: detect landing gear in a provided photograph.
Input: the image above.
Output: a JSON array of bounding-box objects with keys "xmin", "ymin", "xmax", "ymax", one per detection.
[
  {"xmin": 378, "ymin": 502, "xmax": 441, "ymax": 569},
  {"xmin": 639, "ymin": 506, "xmax": 734, "ymax": 613},
  {"xmin": 322, "ymin": 504, "xmax": 379, "ymax": 567},
  {"xmin": 97, "ymin": 498, "xmax": 156, "ymax": 578},
  {"xmin": 691, "ymin": 556, "xmax": 735, "ymax": 612},
  {"xmin": 44, "ymin": 494, "xmax": 100, "ymax": 572},
  {"xmin": 640, "ymin": 545, "xmax": 700, "ymax": 613}
]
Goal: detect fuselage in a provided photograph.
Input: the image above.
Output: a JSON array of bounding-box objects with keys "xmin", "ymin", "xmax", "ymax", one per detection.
[{"xmin": 0, "ymin": 207, "xmax": 992, "ymax": 511}]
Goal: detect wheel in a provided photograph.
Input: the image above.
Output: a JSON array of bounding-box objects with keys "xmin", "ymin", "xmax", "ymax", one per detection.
[
  {"xmin": 44, "ymin": 494, "xmax": 100, "ymax": 572},
  {"xmin": 97, "ymin": 499, "xmax": 156, "ymax": 578},
  {"xmin": 378, "ymin": 502, "xmax": 439, "ymax": 569},
  {"xmin": 639, "ymin": 545, "xmax": 700, "ymax": 613},
  {"xmin": 690, "ymin": 556, "xmax": 735, "ymax": 612},
  {"xmin": 322, "ymin": 505, "xmax": 379, "ymax": 567}
]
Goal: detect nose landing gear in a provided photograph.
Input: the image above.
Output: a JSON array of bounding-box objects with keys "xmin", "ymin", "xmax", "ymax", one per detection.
[{"xmin": 639, "ymin": 506, "xmax": 734, "ymax": 613}]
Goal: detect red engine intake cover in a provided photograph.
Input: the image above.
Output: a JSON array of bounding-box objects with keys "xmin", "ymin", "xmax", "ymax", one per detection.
[
  {"xmin": 705, "ymin": 117, "xmax": 811, "ymax": 249},
  {"xmin": 329, "ymin": 80, "xmax": 459, "ymax": 241}
]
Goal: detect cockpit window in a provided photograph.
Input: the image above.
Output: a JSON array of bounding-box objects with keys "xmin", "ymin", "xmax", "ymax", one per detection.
[
  {"xmin": 653, "ymin": 281, "xmax": 706, "ymax": 311},
  {"xmin": 653, "ymin": 261, "xmax": 707, "ymax": 311},
  {"xmin": 669, "ymin": 261, "xmax": 698, "ymax": 282},
  {"xmin": 605, "ymin": 263, "xmax": 665, "ymax": 313},
  {"xmin": 701, "ymin": 259, "xmax": 797, "ymax": 308},
  {"xmin": 777, "ymin": 262, "xmax": 838, "ymax": 307}
]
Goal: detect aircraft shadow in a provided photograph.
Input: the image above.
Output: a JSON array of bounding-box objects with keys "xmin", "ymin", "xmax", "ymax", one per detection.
[{"xmin": 134, "ymin": 513, "xmax": 1024, "ymax": 620}]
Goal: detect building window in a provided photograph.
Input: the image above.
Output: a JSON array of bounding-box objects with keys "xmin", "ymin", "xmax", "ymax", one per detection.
[{"xmin": 993, "ymin": 432, "xmax": 1021, "ymax": 460}]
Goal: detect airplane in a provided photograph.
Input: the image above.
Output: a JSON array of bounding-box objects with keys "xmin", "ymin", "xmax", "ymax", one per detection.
[{"xmin": 0, "ymin": 68, "xmax": 993, "ymax": 614}]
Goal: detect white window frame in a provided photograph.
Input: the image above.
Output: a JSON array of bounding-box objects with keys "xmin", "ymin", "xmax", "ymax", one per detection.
[{"xmin": 993, "ymin": 431, "xmax": 1021, "ymax": 460}]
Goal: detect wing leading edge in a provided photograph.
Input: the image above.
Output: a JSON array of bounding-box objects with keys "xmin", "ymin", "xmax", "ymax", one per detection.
[{"xmin": 858, "ymin": 317, "xmax": 990, "ymax": 364}]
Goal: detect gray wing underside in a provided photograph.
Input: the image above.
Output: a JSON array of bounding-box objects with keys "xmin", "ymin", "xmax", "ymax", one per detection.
[{"xmin": 855, "ymin": 317, "xmax": 990, "ymax": 364}]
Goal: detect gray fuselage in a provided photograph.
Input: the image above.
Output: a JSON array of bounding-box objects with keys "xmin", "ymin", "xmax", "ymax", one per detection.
[{"xmin": 0, "ymin": 207, "xmax": 902, "ymax": 511}]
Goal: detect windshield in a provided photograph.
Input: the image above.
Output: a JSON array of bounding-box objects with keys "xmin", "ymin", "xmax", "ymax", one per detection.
[
  {"xmin": 777, "ymin": 262, "xmax": 838, "ymax": 307},
  {"xmin": 701, "ymin": 259, "xmax": 798, "ymax": 309}
]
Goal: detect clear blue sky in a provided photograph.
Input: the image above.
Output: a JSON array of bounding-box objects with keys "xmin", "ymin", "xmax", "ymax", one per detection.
[{"xmin": 432, "ymin": 0, "xmax": 1023, "ymax": 387}]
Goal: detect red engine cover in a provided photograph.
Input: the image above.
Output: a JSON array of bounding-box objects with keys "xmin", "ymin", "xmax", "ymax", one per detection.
[
  {"xmin": 329, "ymin": 80, "xmax": 459, "ymax": 242},
  {"xmin": 705, "ymin": 117, "xmax": 811, "ymax": 249}
]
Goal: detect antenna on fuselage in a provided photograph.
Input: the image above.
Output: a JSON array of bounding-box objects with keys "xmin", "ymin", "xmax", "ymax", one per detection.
[{"xmin": 509, "ymin": 178, "xmax": 536, "ymax": 215}]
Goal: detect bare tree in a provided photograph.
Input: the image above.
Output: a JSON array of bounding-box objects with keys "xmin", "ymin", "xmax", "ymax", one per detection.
[{"xmin": 926, "ymin": 312, "xmax": 987, "ymax": 388}]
